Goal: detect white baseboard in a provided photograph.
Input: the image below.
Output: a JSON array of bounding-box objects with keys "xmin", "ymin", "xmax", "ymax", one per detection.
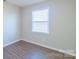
[
  {"xmin": 21, "ymin": 39, "xmax": 76, "ymax": 57},
  {"xmin": 3, "ymin": 39, "xmax": 21, "ymax": 47}
]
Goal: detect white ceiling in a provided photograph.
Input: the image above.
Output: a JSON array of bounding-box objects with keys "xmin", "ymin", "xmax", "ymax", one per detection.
[{"xmin": 6, "ymin": 0, "xmax": 47, "ymax": 7}]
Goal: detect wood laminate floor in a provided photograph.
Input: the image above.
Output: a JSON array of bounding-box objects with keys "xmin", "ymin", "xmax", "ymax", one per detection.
[{"xmin": 3, "ymin": 40, "xmax": 75, "ymax": 59}]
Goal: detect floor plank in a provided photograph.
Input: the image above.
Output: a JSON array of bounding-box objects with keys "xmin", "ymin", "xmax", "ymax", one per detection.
[{"xmin": 3, "ymin": 40, "xmax": 75, "ymax": 59}]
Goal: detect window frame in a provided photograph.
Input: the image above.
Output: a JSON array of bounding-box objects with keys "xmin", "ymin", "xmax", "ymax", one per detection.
[{"xmin": 32, "ymin": 8, "xmax": 49, "ymax": 34}]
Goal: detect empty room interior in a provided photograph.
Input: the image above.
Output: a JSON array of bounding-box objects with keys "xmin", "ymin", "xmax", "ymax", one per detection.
[{"xmin": 3, "ymin": 0, "xmax": 76, "ymax": 59}]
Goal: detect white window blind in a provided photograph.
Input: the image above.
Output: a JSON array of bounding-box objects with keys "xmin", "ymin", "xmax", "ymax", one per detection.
[{"xmin": 32, "ymin": 8, "xmax": 49, "ymax": 33}]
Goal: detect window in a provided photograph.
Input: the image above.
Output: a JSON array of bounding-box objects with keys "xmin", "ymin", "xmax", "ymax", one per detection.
[{"xmin": 32, "ymin": 8, "xmax": 49, "ymax": 33}]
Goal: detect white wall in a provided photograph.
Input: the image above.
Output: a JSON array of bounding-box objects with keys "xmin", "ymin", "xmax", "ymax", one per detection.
[
  {"xmin": 22, "ymin": 0, "xmax": 76, "ymax": 55},
  {"xmin": 3, "ymin": 2, "xmax": 21, "ymax": 46}
]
